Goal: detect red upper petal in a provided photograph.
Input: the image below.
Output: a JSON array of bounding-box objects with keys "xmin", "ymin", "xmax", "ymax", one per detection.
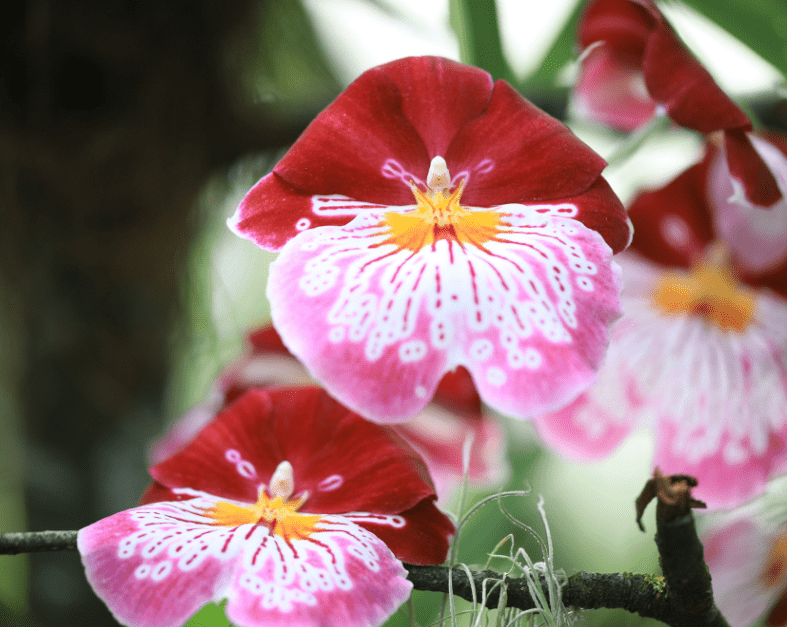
[
  {"xmin": 627, "ymin": 155, "xmax": 714, "ymax": 268},
  {"xmin": 231, "ymin": 173, "xmax": 356, "ymax": 251},
  {"xmin": 248, "ymin": 325, "xmax": 290, "ymax": 354},
  {"xmin": 578, "ymin": 0, "xmax": 654, "ymax": 57},
  {"xmin": 354, "ymin": 498, "xmax": 454, "ymax": 566},
  {"xmin": 432, "ymin": 366, "xmax": 482, "ymax": 416},
  {"xmin": 375, "ymin": 56, "xmax": 494, "ymax": 160},
  {"xmin": 150, "ymin": 387, "xmax": 437, "ymax": 515},
  {"xmin": 557, "ymin": 176, "xmax": 630, "ymax": 254},
  {"xmin": 642, "ymin": 18, "xmax": 750, "ymax": 134},
  {"xmin": 447, "ymin": 80, "xmax": 608, "ymax": 205},
  {"xmin": 577, "ymin": 0, "xmax": 751, "ymax": 136},
  {"xmin": 273, "ymin": 66, "xmax": 430, "ymax": 204},
  {"xmin": 724, "ymin": 129, "xmax": 782, "ymax": 207}
]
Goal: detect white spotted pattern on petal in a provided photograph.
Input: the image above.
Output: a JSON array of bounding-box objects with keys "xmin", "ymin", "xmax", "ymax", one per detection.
[
  {"xmin": 296, "ymin": 202, "xmax": 598, "ymax": 369},
  {"xmin": 117, "ymin": 495, "xmax": 391, "ymax": 612},
  {"xmin": 606, "ymin": 254, "xmax": 787, "ymax": 464}
]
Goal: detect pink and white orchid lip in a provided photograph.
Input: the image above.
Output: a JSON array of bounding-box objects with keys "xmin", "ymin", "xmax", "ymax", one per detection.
[
  {"xmin": 267, "ymin": 155, "xmax": 623, "ymax": 423},
  {"xmin": 80, "ymin": 388, "xmax": 455, "ymax": 627},
  {"xmin": 533, "ymin": 250, "xmax": 787, "ymax": 508}
]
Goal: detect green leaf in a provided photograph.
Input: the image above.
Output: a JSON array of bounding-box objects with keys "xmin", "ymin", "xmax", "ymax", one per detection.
[
  {"xmin": 449, "ymin": 0, "xmax": 516, "ymax": 83},
  {"xmin": 679, "ymin": 0, "xmax": 787, "ymax": 79}
]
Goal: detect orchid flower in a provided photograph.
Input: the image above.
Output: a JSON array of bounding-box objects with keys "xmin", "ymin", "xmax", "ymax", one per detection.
[
  {"xmin": 230, "ymin": 56, "xmax": 630, "ymax": 423},
  {"xmin": 149, "ymin": 325, "xmax": 509, "ymax": 501},
  {"xmin": 702, "ymin": 484, "xmax": 787, "ymax": 627},
  {"xmin": 533, "ymin": 134, "xmax": 787, "ymax": 509},
  {"xmin": 573, "ymin": 0, "xmax": 780, "ymax": 208},
  {"xmin": 79, "ymin": 387, "xmax": 454, "ymax": 627}
]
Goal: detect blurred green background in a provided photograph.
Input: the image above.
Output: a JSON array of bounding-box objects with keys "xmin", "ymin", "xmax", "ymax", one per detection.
[{"xmin": 1, "ymin": 0, "xmax": 785, "ymax": 625}]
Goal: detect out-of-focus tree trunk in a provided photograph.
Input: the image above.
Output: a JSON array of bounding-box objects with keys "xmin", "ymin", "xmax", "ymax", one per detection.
[{"xmin": 0, "ymin": 1, "xmax": 332, "ymax": 624}]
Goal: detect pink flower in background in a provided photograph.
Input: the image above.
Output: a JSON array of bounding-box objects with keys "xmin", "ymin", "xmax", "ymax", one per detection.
[
  {"xmin": 533, "ymin": 136, "xmax": 787, "ymax": 509},
  {"xmin": 80, "ymin": 388, "xmax": 454, "ymax": 627},
  {"xmin": 150, "ymin": 325, "xmax": 509, "ymax": 501},
  {"xmin": 703, "ymin": 506, "xmax": 787, "ymax": 626},
  {"xmin": 230, "ymin": 55, "xmax": 630, "ymax": 424},
  {"xmin": 573, "ymin": 0, "xmax": 780, "ymax": 208}
]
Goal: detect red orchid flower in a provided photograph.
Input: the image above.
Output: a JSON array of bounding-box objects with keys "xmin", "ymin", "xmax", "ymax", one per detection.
[
  {"xmin": 79, "ymin": 387, "xmax": 454, "ymax": 627},
  {"xmin": 573, "ymin": 0, "xmax": 780, "ymax": 208},
  {"xmin": 230, "ymin": 56, "xmax": 630, "ymax": 424},
  {"xmin": 149, "ymin": 325, "xmax": 509, "ymax": 502},
  {"xmin": 533, "ymin": 133, "xmax": 787, "ymax": 509}
]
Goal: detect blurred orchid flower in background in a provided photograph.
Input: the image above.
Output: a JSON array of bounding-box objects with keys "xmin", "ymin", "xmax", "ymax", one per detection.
[
  {"xmin": 534, "ymin": 132, "xmax": 787, "ymax": 509},
  {"xmin": 231, "ymin": 55, "xmax": 630, "ymax": 424},
  {"xmin": 150, "ymin": 325, "xmax": 509, "ymax": 502},
  {"xmin": 572, "ymin": 0, "xmax": 780, "ymax": 209},
  {"xmin": 702, "ymin": 480, "xmax": 787, "ymax": 626},
  {"xmin": 80, "ymin": 388, "xmax": 454, "ymax": 627}
]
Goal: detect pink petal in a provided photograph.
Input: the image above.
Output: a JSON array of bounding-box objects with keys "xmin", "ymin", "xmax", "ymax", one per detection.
[
  {"xmin": 446, "ymin": 80, "xmax": 607, "ymax": 206},
  {"xmin": 655, "ymin": 419, "xmax": 787, "ymax": 510},
  {"xmin": 225, "ymin": 516, "xmax": 412, "ymax": 627},
  {"xmin": 711, "ymin": 133, "xmax": 787, "ymax": 273},
  {"xmin": 703, "ymin": 518, "xmax": 785, "ymax": 627},
  {"xmin": 79, "ymin": 498, "xmax": 412, "ymax": 627},
  {"xmin": 267, "ymin": 203, "xmax": 622, "ymax": 422},
  {"xmin": 572, "ymin": 45, "xmax": 656, "ymax": 133},
  {"xmin": 150, "ymin": 388, "xmax": 440, "ymax": 518},
  {"xmin": 78, "ymin": 498, "xmax": 241, "ymax": 627},
  {"xmin": 532, "ymin": 387, "xmax": 635, "ymax": 461}
]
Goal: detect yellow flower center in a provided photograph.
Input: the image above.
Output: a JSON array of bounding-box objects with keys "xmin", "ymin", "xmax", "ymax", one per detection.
[
  {"xmin": 206, "ymin": 460, "xmax": 321, "ymax": 541},
  {"xmin": 651, "ymin": 242, "xmax": 756, "ymax": 332},
  {"xmin": 375, "ymin": 157, "xmax": 502, "ymax": 252}
]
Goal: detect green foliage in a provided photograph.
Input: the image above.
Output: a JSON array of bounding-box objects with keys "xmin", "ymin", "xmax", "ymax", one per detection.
[{"xmin": 681, "ymin": 0, "xmax": 787, "ymax": 79}]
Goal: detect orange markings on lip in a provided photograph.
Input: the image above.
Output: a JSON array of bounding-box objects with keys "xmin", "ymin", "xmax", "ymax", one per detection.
[
  {"xmin": 376, "ymin": 180, "xmax": 503, "ymax": 252},
  {"xmin": 651, "ymin": 242, "xmax": 756, "ymax": 332},
  {"xmin": 208, "ymin": 489, "xmax": 321, "ymax": 541}
]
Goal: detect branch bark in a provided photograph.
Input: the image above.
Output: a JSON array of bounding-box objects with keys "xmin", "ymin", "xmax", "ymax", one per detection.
[{"xmin": 0, "ymin": 519, "xmax": 730, "ymax": 627}]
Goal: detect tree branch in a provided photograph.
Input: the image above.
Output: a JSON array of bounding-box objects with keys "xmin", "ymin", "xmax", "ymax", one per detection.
[{"xmin": 0, "ymin": 530, "xmax": 78, "ymax": 554}]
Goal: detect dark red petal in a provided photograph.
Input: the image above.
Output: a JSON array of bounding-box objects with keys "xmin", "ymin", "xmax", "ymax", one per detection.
[
  {"xmin": 354, "ymin": 498, "xmax": 454, "ymax": 565},
  {"xmin": 232, "ymin": 173, "xmax": 353, "ymax": 251},
  {"xmin": 767, "ymin": 590, "xmax": 787, "ymax": 627},
  {"xmin": 725, "ymin": 129, "xmax": 782, "ymax": 207},
  {"xmin": 248, "ymin": 325, "xmax": 289, "ymax": 355},
  {"xmin": 627, "ymin": 156, "xmax": 715, "ymax": 268},
  {"xmin": 642, "ymin": 19, "xmax": 751, "ymax": 134},
  {"xmin": 273, "ymin": 67, "xmax": 429, "ymax": 204},
  {"xmin": 377, "ymin": 56, "xmax": 493, "ymax": 159},
  {"xmin": 556, "ymin": 176, "xmax": 630, "ymax": 254},
  {"xmin": 578, "ymin": 0, "xmax": 654, "ymax": 56},
  {"xmin": 432, "ymin": 366, "xmax": 482, "ymax": 416},
  {"xmin": 138, "ymin": 481, "xmax": 186, "ymax": 505},
  {"xmin": 150, "ymin": 388, "xmax": 437, "ymax": 515},
  {"xmin": 447, "ymin": 80, "xmax": 607, "ymax": 205}
]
